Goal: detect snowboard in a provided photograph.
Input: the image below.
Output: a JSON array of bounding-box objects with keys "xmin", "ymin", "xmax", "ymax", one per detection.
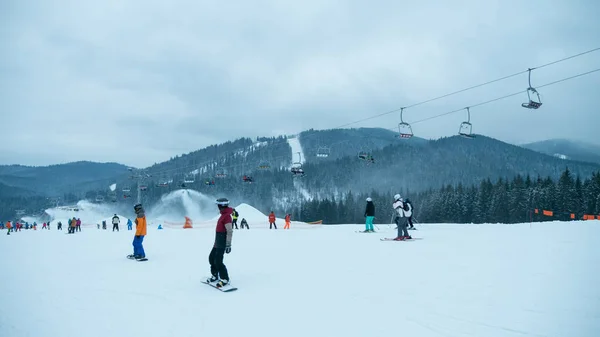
[
  {"xmin": 201, "ymin": 278, "xmax": 238, "ymax": 292},
  {"xmin": 380, "ymin": 237, "xmax": 423, "ymax": 241},
  {"xmin": 127, "ymin": 255, "xmax": 148, "ymax": 261}
]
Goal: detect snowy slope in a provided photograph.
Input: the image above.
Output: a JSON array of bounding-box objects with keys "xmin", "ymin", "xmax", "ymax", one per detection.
[
  {"xmin": 2, "ymin": 221, "xmax": 599, "ymax": 337},
  {"xmin": 286, "ymin": 135, "xmax": 305, "ymax": 165}
]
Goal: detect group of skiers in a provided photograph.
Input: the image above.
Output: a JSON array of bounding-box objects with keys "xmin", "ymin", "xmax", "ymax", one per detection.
[
  {"xmin": 267, "ymin": 211, "xmax": 292, "ymax": 229},
  {"xmin": 3, "ymin": 218, "xmax": 81, "ymax": 235},
  {"xmin": 363, "ymin": 194, "xmax": 415, "ymax": 240}
]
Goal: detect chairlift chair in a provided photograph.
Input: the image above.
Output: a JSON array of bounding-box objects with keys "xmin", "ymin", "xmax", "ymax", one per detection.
[
  {"xmin": 398, "ymin": 108, "xmax": 414, "ymax": 138},
  {"xmin": 458, "ymin": 107, "xmax": 475, "ymax": 139},
  {"xmin": 183, "ymin": 173, "xmax": 195, "ymax": 184},
  {"xmin": 258, "ymin": 161, "xmax": 271, "ymax": 169},
  {"xmin": 139, "ymin": 185, "xmax": 148, "ymax": 191},
  {"xmin": 358, "ymin": 151, "xmax": 375, "ymax": 163},
  {"xmin": 242, "ymin": 175, "xmax": 254, "ymax": 183},
  {"xmin": 521, "ymin": 68, "xmax": 543, "ymax": 109},
  {"xmin": 204, "ymin": 179, "xmax": 215, "ymax": 186},
  {"xmin": 316, "ymin": 146, "xmax": 330, "ymax": 158},
  {"xmin": 122, "ymin": 186, "xmax": 131, "ymax": 193},
  {"xmin": 95, "ymin": 195, "xmax": 104, "ymax": 202},
  {"xmin": 215, "ymin": 169, "xmax": 227, "ymax": 178}
]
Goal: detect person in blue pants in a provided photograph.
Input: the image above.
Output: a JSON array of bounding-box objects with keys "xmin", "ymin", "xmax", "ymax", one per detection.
[
  {"xmin": 364, "ymin": 197, "xmax": 375, "ymax": 232},
  {"xmin": 127, "ymin": 218, "xmax": 133, "ymax": 230}
]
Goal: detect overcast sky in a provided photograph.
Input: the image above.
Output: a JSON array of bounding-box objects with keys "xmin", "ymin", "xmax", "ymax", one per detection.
[{"xmin": 1, "ymin": 0, "xmax": 599, "ymax": 167}]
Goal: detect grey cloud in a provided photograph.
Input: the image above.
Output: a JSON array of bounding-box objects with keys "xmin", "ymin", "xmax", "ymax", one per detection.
[{"xmin": 1, "ymin": 0, "xmax": 599, "ymax": 167}]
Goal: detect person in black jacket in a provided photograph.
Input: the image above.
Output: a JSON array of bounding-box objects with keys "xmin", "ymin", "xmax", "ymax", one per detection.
[{"xmin": 364, "ymin": 197, "xmax": 375, "ymax": 232}]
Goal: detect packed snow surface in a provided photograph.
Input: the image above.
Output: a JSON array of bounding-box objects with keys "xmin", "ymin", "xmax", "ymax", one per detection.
[
  {"xmin": 2, "ymin": 221, "xmax": 599, "ymax": 337},
  {"xmin": 287, "ymin": 135, "xmax": 305, "ymax": 165}
]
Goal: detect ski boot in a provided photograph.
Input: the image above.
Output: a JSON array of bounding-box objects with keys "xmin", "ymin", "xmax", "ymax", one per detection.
[{"xmin": 216, "ymin": 279, "xmax": 229, "ymax": 288}]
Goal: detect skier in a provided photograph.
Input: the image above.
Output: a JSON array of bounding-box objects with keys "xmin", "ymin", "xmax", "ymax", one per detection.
[
  {"xmin": 57, "ymin": 221, "xmax": 62, "ymax": 230},
  {"xmin": 405, "ymin": 198, "xmax": 415, "ymax": 229},
  {"xmin": 76, "ymin": 218, "xmax": 81, "ymax": 232},
  {"xmin": 364, "ymin": 197, "xmax": 375, "ymax": 232},
  {"xmin": 6, "ymin": 221, "xmax": 11, "ymax": 235},
  {"xmin": 284, "ymin": 214, "xmax": 291, "ymax": 229},
  {"xmin": 268, "ymin": 211, "xmax": 277, "ymax": 229},
  {"xmin": 206, "ymin": 197, "xmax": 233, "ymax": 288},
  {"xmin": 240, "ymin": 218, "xmax": 249, "ymax": 229},
  {"xmin": 232, "ymin": 208, "xmax": 239, "ymax": 229},
  {"xmin": 128, "ymin": 204, "xmax": 147, "ymax": 260},
  {"xmin": 112, "ymin": 214, "xmax": 120, "ymax": 231},
  {"xmin": 42, "ymin": 222, "xmax": 47, "ymax": 230},
  {"xmin": 102, "ymin": 220, "xmax": 107, "ymax": 230},
  {"xmin": 127, "ymin": 218, "xmax": 133, "ymax": 230},
  {"xmin": 392, "ymin": 194, "xmax": 411, "ymax": 240}
]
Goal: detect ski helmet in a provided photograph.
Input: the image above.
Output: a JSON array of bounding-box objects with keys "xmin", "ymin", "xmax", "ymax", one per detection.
[
  {"xmin": 216, "ymin": 197, "xmax": 230, "ymax": 206},
  {"xmin": 366, "ymin": 197, "xmax": 372, "ymax": 202},
  {"xmin": 394, "ymin": 194, "xmax": 401, "ymax": 200}
]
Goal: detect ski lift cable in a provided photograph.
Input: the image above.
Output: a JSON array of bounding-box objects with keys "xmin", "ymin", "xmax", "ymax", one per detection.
[
  {"xmin": 55, "ymin": 54, "xmax": 600, "ymax": 186},
  {"xmin": 324, "ymin": 47, "xmax": 600, "ymax": 129},
  {"xmin": 409, "ymin": 67, "xmax": 600, "ymax": 126},
  {"xmin": 107, "ymin": 64, "xmax": 600, "ymax": 179}
]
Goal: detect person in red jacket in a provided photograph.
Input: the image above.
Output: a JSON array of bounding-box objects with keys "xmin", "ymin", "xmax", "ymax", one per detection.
[
  {"xmin": 284, "ymin": 214, "xmax": 291, "ymax": 229},
  {"xmin": 268, "ymin": 211, "xmax": 277, "ymax": 229},
  {"xmin": 206, "ymin": 198, "xmax": 233, "ymax": 288}
]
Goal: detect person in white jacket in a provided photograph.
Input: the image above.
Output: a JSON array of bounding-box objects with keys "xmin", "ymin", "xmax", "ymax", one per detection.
[{"xmin": 392, "ymin": 194, "xmax": 411, "ymax": 240}]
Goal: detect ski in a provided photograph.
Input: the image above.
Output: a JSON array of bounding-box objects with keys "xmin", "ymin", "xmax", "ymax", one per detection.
[
  {"xmin": 201, "ymin": 278, "xmax": 237, "ymax": 292},
  {"xmin": 380, "ymin": 237, "xmax": 422, "ymax": 241},
  {"xmin": 355, "ymin": 230, "xmax": 377, "ymax": 233}
]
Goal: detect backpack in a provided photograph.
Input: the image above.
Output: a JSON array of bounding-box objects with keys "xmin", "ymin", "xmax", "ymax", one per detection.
[{"xmin": 402, "ymin": 202, "xmax": 409, "ymax": 212}]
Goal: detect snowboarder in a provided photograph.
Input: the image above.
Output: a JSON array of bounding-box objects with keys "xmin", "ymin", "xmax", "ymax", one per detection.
[
  {"xmin": 284, "ymin": 214, "xmax": 291, "ymax": 229},
  {"xmin": 268, "ymin": 211, "xmax": 277, "ymax": 229},
  {"xmin": 127, "ymin": 218, "xmax": 132, "ymax": 230},
  {"xmin": 112, "ymin": 214, "xmax": 120, "ymax": 231},
  {"xmin": 392, "ymin": 194, "xmax": 411, "ymax": 240},
  {"xmin": 128, "ymin": 204, "xmax": 147, "ymax": 260},
  {"xmin": 6, "ymin": 221, "xmax": 11, "ymax": 235},
  {"xmin": 232, "ymin": 208, "xmax": 239, "ymax": 229},
  {"xmin": 57, "ymin": 221, "xmax": 62, "ymax": 230},
  {"xmin": 206, "ymin": 197, "xmax": 233, "ymax": 288},
  {"xmin": 364, "ymin": 197, "xmax": 375, "ymax": 232},
  {"xmin": 240, "ymin": 218, "xmax": 249, "ymax": 229},
  {"xmin": 405, "ymin": 198, "xmax": 415, "ymax": 229},
  {"xmin": 102, "ymin": 220, "xmax": 107, "ymax": 230}
]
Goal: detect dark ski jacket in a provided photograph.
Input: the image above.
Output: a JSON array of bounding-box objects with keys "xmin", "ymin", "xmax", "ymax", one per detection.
[
  {"xmin": 214, "ymin": 207, "xmax": 233, "ymax": 249},
  {"xmin": 364, "ymin": 201, "xmax": 375, "ymax": 217}
]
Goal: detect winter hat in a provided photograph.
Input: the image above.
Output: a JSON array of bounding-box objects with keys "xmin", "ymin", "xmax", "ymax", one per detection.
[
  {"xmin": 394, "ymin": 194, "xmax": 401, "ymax": 200},
  {"xmin": 366, "ymin": 197, "xmax": 372, "ymax": 202}
]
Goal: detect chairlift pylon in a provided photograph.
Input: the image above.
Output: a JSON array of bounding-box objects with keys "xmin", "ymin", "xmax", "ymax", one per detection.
[
  {"xmin": 398, "ymin": 107, "xmax": 414, "ymax": 139},
  {"xmin": 521, "ymin": 68, "xmax": 542, "ymax": 109},
  {"xmin": 458, "ymin": 107, "xmax": 475, "ymax": 139}
]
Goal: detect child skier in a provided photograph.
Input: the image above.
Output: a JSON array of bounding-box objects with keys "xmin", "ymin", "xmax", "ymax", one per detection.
[
  {"xmin": 392, "ymin": 194, "xmax": 411, "ymax": 240},
  {"xmin": 284, "ymin": 214, "xmax": 291, "ymax": 229},
  {"xmin": 405, "ymin": 198, "xmax": 415, "ymax": 229},
  {"xmin": 206, "ymin": 197, "xmax": 233, "ymax": 288},
  {"xmin": 364, "ymin": 197, "xmax": 375, "ymax": 232},
  {"xmin": 128, "ymin": 204, "xmax": 147, "ymax": 260}
]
